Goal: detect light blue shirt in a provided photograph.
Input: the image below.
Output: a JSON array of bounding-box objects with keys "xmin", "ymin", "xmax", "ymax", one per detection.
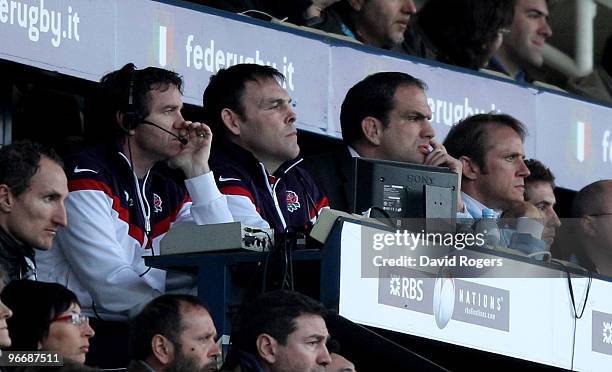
[
  {"xmin": 458, "ymin": 192, "xmax": 548, "ymax": 258},
  {"xmin": 458, "ymin": 192, "xmax": 502, "ymax": 220}
]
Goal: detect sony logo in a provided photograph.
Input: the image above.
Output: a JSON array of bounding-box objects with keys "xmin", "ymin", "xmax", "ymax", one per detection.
[{"xmin": 406, "ymin": 174, "xmax": 433, "ymax": 184}]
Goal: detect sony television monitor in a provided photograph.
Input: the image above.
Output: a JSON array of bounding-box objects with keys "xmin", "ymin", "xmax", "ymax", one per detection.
[{"xmin": 352, "ymin": 157, "xmax": 458, "ymax": 230}]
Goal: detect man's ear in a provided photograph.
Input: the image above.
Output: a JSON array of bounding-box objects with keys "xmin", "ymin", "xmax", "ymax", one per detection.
[
  {"xmin": 361, "ymin": 117, "xmax": 384, "ymax": 146},
  {"xmin": 347, "ymin": 0, "xmax": 364, "ymax": 11},
  {"xmin": 221, "ymin": 108, "xmax": 241, "ymax": 136},
  {"xmin": 116, "ymin": 112, "xmax": 136, "ymax": 136},
  {"xmin": 0, "ymin": 184, "xmax": 13, "ymax": 213},
  {"xmin": 580, "ymin": 216, "xmax": 597, "ymax": 238},
  {"xmin": 256, "ymin": 334, "xmax": 278, "ymax": 365},
  {"xmin": 459, "ymin": 156, "xmax": 480, "ymax": 180},
  {"xmin": 151, "ymin": 334, "xmax": 174, "ymax": 365}
]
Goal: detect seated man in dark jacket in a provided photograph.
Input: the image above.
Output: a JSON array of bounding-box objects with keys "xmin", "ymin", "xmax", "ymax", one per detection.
[
  {"xmin": 221, "ymin": 290, "xmax": 331, "ymax": 372},
  {"xmin": 312, "ymin": 0, "xmax": 416, "ymax": 50},
  {"xmin": 128, "ymin": 294, "xmax": 221, "ymax": 372},
  {"xmin": 303, "ymin": 72, "xmax": 461, "ymax": 212},
  {"xmin": 490, "ymin": 0, "xmax": 553, "ymax": 82},
  {"xmin": 204, "ymin": 64, "xmax": 328, "ymax": 233}
]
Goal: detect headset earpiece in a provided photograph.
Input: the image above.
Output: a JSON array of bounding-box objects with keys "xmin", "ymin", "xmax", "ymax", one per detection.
[{"xmin": 123, "ymin": 66, "xmax": 141, "ymax": 130}]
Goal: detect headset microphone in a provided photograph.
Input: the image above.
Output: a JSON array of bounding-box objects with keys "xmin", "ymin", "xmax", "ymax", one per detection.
[
  {"xmin": 124, "ymin": 66, "xmax": 188, "ymax": 146},
  {"xmin": 141, "ymin": 120, "xmax": 189, "ymax": 145}
]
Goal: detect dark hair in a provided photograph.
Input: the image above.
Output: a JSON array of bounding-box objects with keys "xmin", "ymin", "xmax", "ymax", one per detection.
[
  {"xmin": 443, "ymin": 113, "xmax": 527, "ymax": 170},
  {"xmin": 130, "ymin": 294, "xmax": 210, "ymax": 361},
  {"xmin": 0, "ymin": 140, "xmax": 63, "ymax": 196},
  {"xmin": 100, "ymin": 63, "xmax": 183, "ymax": 136},
  {"xmin": 1, "ymin": 280, "xmax": 80, "ymax": 351},
  {"xmin": 230, "ymin": 290, "xmax": 327, "ymax": 355},
  {"xmin": 525, "ymin": 159, "xmax": 555, "ymax": 189},
  {"xmin": 202, "ymin": 63, "xmax": 285, "ymax": 135},
  {"xmin": 417, "ymin": 0, "xmax": 515, "ymax": 70},
  {"xmin": 340, "ymin": 72, "xmax": 427, "ymax": 145},
  {"xmin": 602, "ymin": 33, "xmax": 612, "ymax": 76}
]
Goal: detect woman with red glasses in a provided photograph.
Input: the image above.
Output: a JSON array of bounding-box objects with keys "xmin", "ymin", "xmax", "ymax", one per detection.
[{"xmin": 1, "ymin": 280, "xmax": 95, "ymax": 366}]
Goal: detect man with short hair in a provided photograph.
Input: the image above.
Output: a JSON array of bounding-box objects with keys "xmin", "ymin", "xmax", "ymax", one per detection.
[
  {"xmin": 222, "ymin": 290, "xmax": 331, "ymax": 372},
  {"xmin": 0, "ymin": 141, "xmax": 67, "ymax": 282},
  {"xmin": 524, "ymin": 159, "xmax": 561, "ymax": 247},
  {"xmin": 314, "ymin": 0, "xmax": 416, "ymax": 50},
  {"xmin": 304, "ymin": 72, "xmax": 461, "ymax": 212},
  {"xmin": 204, "ymin": 64, "xmax": 328, "ymax": 233},
  {"xmin": 37, "ymin": 63, "xmax": 233, "ymax": 368},
  {"xmin": 570, "ymin": 180, "xmax": 612, "ymax": 276},
  {"xmin": 444, "ymin": 113, "xmax": 550, "ymax": 257},
  {"xmin": 128, "ymin": 294, "xmax": 221, "ymax": 372},
  {"xmin": 444, "ymin": 113, "xmax": 531, "ymax": 218},
  {"xmin": 444, "ymin": 113, "xmax": 550, "ymax": 259},
  {"xmin": 491, "ymin": 0, "xmax": 553, "ymax": 82}
]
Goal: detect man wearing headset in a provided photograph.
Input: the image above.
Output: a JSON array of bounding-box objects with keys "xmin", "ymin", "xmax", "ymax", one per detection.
[{"xmin": 36, "ymin": 63, "xmax": 233, "ymax": 368}]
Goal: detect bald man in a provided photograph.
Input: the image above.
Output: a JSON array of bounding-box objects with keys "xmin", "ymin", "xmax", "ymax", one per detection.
[
  {"xmin": 327, "ymin": 353, "xmax": 357, "ymax": 372},
  {"xmin": 571, "ymin": 180, "xmax": 612, "ymax": 276}
]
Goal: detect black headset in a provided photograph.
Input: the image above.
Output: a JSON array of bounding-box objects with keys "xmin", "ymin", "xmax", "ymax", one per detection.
[
  {"xmin": 120, "ymin": 65, "xmax": 189, "ymax": 144},
  {"xmin": 123, "ymin": 65, "xmax": 142, "ymax": 131}
]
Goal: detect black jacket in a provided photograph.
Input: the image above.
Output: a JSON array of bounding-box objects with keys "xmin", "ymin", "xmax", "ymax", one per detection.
[
  {"xmin": 0, "ymin": 227, "xmax": 36, "ymax": 282},
  {"xmin": 210, "ymin": 139, "xmax": 328, "ymax": 233}
]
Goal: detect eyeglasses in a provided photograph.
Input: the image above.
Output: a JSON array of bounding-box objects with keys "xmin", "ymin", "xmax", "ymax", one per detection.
[
  {"xmin": 498, "ymin": 28, "xmax": 511, "ymax": 35},
  {"xmin": 52, "ymin": 313, "xmax": 89, "ymax": 326},
  {"xmin": 588, "ymin": 212, "xmax": 612, "ymax": 218}
]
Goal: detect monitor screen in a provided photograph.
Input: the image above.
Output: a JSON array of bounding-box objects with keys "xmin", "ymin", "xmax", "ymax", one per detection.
[{"xmin": 352, "ymin": 157, "xmax": 459, "ymax": 229}]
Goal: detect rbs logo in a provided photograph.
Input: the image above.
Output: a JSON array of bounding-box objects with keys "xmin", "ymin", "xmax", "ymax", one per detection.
[{"xmin": 389, "ymin": 276, "xmax": 424, "ymax": 301}]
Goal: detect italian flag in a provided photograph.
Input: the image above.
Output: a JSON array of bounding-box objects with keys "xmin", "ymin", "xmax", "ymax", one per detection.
[{"xmin": 575, "ymin": 121, "xmax": 590, "ymax": 163}]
